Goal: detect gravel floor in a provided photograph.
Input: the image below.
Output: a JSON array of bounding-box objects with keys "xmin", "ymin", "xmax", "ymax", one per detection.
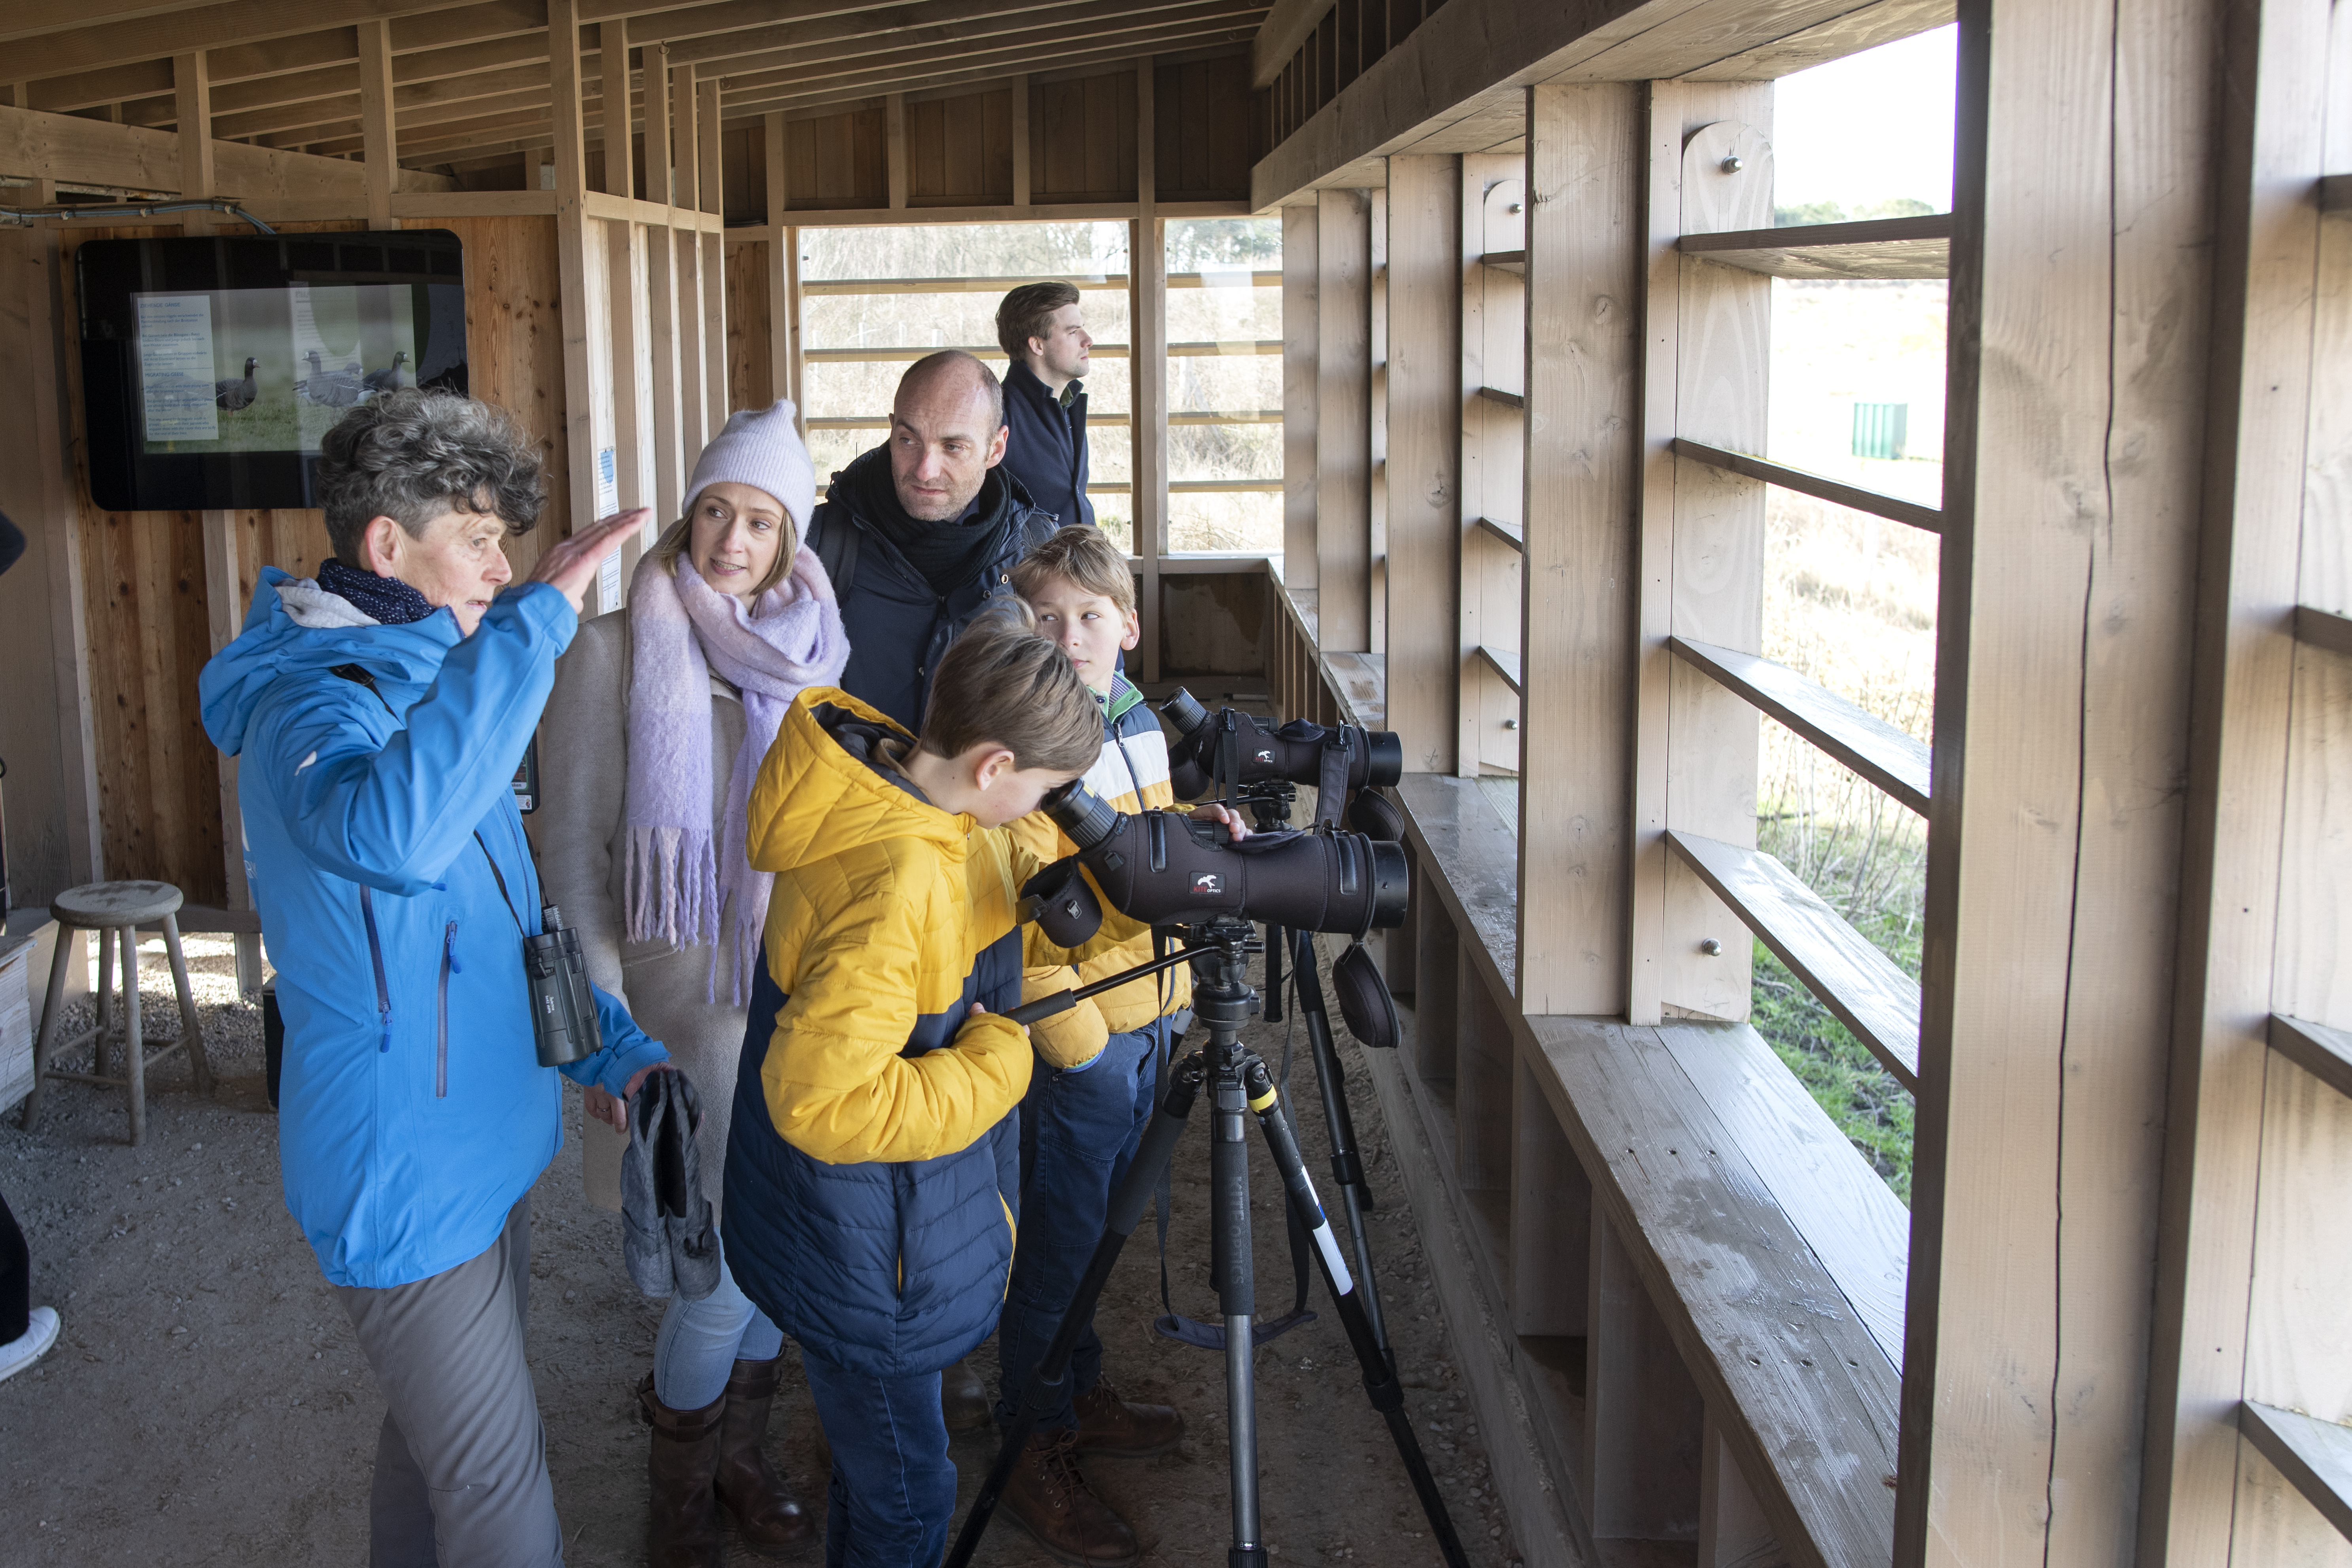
[{"xmin": 0, "ymin": 932, "xmax": 1528, "ymax": 1567}]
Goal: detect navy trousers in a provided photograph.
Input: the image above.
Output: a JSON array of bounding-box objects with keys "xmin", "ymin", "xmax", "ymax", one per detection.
[
  {"xmin": 802, "ymin": 1351, "xmax": 955, "ymax": 1568},
  {"xmin": 992, "ymin": 1019, "xmax": 1167, "ymax": 1432}
]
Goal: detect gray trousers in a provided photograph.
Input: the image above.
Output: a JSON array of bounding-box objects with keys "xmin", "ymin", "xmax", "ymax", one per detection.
[{"xmin": 335, "ymin": 1198, "xmax": 564, "ymax": 1568}]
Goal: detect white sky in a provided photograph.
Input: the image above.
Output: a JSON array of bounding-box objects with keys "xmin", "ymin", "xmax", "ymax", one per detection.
[{"xmin": 1771, "ymin": 25, "xmax": 1958, "ymax": 212}]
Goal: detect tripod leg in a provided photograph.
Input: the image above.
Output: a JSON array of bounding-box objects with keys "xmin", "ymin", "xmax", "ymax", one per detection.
[
  {"xmin": 1291, "ymin": 928, "xmax": 1392, "ymax": 1357},
  {"xmin": 1214, "ymin": 1057, "xmax": 1266, "ymax": 1567},
  {"xmin": 1241, "ymin": 1057, "xmax": 1473, "ymax": 1568},
  {"xmin": 943, "ymin": 1054, "xmax": 1208, "ymax": 1568}
]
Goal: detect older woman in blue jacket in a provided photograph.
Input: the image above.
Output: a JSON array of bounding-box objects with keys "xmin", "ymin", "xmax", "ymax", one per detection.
[{"xmin": 199, "ymin": 390, "xmax": 666, "ymax": 1568}]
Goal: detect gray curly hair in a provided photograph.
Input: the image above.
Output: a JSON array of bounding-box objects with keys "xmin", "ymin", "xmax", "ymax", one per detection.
[{"xmin": 316, "ymin": 389, "xmax": 546, "ymax": 565}]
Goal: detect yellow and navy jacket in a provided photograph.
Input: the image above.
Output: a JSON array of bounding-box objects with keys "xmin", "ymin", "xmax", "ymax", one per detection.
[
  {"xmin": 1008, "ymin": 671, "xmax": 1192, "ymax": 1069},
  {"xmin": 719, "ymin": 688, "xmax": 1130, "ymax": 1378}
]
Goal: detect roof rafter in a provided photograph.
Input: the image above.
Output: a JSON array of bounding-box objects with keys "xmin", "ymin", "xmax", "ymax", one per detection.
[{"xmin": 693, "ymin": 0, "xmax": 1235, "ymax": 81}]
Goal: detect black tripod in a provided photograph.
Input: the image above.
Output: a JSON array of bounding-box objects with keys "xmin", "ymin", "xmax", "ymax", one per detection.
[{"xmin": 945, "ymin": 919, "xmax": 1469, "ymax": 1568}]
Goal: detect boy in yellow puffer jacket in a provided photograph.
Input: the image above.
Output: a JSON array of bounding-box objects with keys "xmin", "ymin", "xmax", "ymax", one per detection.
[
  {"xmin": 991, "ymin": 525, "xmax": 1242, "ymax": 1561},
  {"xmin": 718, "ymin": 599, "xmax": 1134, "ymax": 1568}
]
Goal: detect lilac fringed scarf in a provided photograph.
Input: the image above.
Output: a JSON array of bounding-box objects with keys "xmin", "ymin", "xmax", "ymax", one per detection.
[{"xmin": 624, "ymin": 546, "xmax": 848, "ymax": 1002}]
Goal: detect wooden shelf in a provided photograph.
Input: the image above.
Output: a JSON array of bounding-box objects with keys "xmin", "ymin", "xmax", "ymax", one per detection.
[
  {"xmin": 1477, "ymin": 384, "xmax": 1524, "ymax": 410},
  {"xmin": 1678, "ymin": 213, "xmax": 1954, "ymax": 280},
  {"xmin": 2240, "ymin": 1401, "xmax": 2352, "ymax": 1545},
  {"xmin": 1672, "ymin": 437, "xmax": 1944, "ymax": 533},
  {"xmin": 1670, "ymin": 637, "xmax": 1930, "ymax": 815},
  {"xmin": 1473, "ymin": 515, "xmax": 1523, "ymax": 551},
  {"xmin": 1666, "ymin": 830, "xmax": 1921, "ymax": 1093},
  {"xmin": 1475, "ymin": 643, "xmax": 1522, "ymax": 693},
  {"xmin": 2268, "ymin": 1014, "xmax": 2352, "ymax": 1101},
  {"xmin": 1480, "ymin": 248, "xmax": 1524, "ymax": 273},
  {"xmin": 2294, "ymin": 603, "xmax": 2352, "ymax": 656}
]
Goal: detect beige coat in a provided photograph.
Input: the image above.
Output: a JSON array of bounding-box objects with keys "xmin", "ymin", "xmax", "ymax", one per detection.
[{"xmin": 533, "ymin": 609, "xmax": 752, "ymax": 1217}]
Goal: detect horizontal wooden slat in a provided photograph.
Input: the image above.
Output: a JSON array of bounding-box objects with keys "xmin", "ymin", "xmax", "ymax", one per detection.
[
  {"xmin": 2293, "ymin": 602, "xmax": 2352, "ymax": 655},
  {"xmin": 1672, "ymin": 436, "xmax": 1943, "ymax": 533},
  {"xmin": 1475, "ymin": 642, "xmax": 1521, "ymax": 692},
  {"xmin": 1670, "ymin": 636, "xmax": 1930, "ymax": 815},
  {"xmin": 2267, "ymin": 1014, "xmax": 2352, "ymax": 1101},
  {"xmin": 804, "ymin": 410, "xmax": 1281, "ymax": 429},
  {"xmin": 1678, "ymin": 212, "xmax": 1953, "ymax": 280},
  {"xmin": 1666, "ymin": 829, "xmax": 1922, "ymax": 1093},
  {"xmin": 1480, "ymin": 248, "xmax": 1524, "ymax": 273},
  {"xmin": 802, "ymin": 339, "xmax": 1276, "ymax": 362},
  {"xmin": 2239, "ymin": 1401, "xmax": 2352, "ymax": 1545},
  {"xmin": 798, "ymin": 270, "xmax": 1277, "ymax": 294},
  {"xmin": 1651, "ymin": 1021, "xmax": 1909, "ymax": 1371},
  {"xmin": 1472, "ymin": 514, "xmax": 1522, "ymax": 550},
  {"xmin": 1476, "ymin": 384, "xmax": 1523, "ymax": 410}
]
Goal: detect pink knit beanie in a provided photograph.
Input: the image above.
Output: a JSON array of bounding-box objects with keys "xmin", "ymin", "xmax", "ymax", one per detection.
[{"xmin": 683, "ymin": 401, "xmax": 816, "ymax": 529}]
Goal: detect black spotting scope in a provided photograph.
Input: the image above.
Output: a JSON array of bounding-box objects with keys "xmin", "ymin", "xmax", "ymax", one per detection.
[
  {"xmin": 1039, "ymin": 779, "xmax": 1409, "ymax": 937},
  {"xmin": 1161, "ymin": 688, "xmax": 1403, "ymax": 802}
]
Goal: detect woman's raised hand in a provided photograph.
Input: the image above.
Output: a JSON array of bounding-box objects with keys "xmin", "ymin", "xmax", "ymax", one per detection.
[{"xmin": 524, "ymin": 508, "xmax": 653, "ymax": 615}]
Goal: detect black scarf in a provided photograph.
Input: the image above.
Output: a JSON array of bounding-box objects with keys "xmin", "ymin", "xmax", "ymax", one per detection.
[
  {"xmin": 838, "ymin": 448, "xmax": 1022, "ymax": 599},
  {"xmin": 318, "ymin": 558, "xmax": 438, "ymax": 626}
]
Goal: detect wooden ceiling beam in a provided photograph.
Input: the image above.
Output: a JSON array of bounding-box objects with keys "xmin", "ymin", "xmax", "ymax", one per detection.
[
  {"xmin": 660, "ymin": 0, "xmax": 1168, "ymax": 68},
  {"xmin": 722, "ymin": 20, "xmax": 1257, "ymax": 117},
  {"xmin": 681, "ymin": 0, "xmax": 1226, "ymax": 78},
  {"xmin": 717, "ymin": 2, "xmax": 1258, "ymax": 94},
  {"xmin": 2, "ymin": 0, "xmax": 732, "ymax": 84}
]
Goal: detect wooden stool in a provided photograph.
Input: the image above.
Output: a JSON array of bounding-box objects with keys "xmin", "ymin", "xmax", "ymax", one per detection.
[{"xmin": 21, "ymin": 881, "xmax": 214, "ymax": 1146}]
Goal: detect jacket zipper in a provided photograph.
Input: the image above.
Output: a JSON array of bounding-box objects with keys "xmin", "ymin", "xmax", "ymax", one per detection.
[
  {"xmin": 437, "ymin": 921, "xmax": 461, "ymax": 1097},
  {"xmin": 359, "ymin": 887, "xmax": 392, "ymax": 1052}
]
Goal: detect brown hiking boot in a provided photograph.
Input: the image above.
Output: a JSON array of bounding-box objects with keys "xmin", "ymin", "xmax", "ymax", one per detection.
[
  {"xmin": 714, "ymin": 1356, "xmax": 815, "ymax": 1551},
  {"xmin": 643, "ymin": 1375, "xmax": 727, "ymax": 1568},
  {"xmin": 942, "ymin": 1353, "xmax": 993, "ymax": 1433},
  {"xmin": 1073, "ymin": 1379, "xmax": 1185, "ymax": 1458},
  {"xmin": 1000, "ymin": 1426, "xmax": 1140, "ymax": 1567}
]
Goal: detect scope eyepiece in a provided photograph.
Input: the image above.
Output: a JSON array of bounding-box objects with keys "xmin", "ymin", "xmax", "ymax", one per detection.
[
  {"xmin": 1160, "ymin": 687, "xmax": 1210, "ymax": 736},
  {"xmin": 1041, "ymin": 778, "xmax": 1123, "ymax": 853}
]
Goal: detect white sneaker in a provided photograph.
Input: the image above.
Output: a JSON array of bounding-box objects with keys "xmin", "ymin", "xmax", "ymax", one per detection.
[{"xmin": 0, "ymin": 1306, "xmax": 61, "ymax": 1385}]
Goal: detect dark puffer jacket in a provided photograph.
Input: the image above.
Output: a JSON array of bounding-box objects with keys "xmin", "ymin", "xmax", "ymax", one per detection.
[{"xmin": 807, "ymin": 448, "xmax": 1056, "ymax": 733}]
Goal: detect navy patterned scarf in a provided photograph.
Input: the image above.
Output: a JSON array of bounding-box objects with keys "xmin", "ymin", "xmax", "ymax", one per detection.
[{"xmin": 318, "ymin": 558, "xmax": 438, "ymax": 627}]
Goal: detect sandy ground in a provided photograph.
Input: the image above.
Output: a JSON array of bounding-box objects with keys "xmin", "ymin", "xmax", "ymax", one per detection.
[{"xmin": 0, "ymin": 932, "xmax": 1526, "ymax": 1568}]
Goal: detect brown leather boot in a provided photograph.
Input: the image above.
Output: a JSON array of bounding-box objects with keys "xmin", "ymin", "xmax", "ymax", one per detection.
[
  {"xmin": 644, "ymin": 1377, "xmax": 727, "ymax": 1568},
  {"xmin": 999, "ymin": 1426, "xmax": 1140, "ymax": 1567},
  {"xmin": 1072, "ymin": 1379, "xmax": 1185, "ymax": 1459},
  {"xmin": 941, "ymin": 1353, "xmax": 993, "ymax": 1433},
  {"xmin": 714, "ymin": 1356, "xmax": 815, "ymax": 1551}
]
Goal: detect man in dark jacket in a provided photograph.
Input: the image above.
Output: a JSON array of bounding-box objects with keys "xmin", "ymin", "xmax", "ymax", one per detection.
[
  {"xmin": 810, "ymin": 350, "xmax": 1057, "ymax": 735},
  {"xmin": 993, "ymin": 281, "xmax": 1093, "ymax": 531}
]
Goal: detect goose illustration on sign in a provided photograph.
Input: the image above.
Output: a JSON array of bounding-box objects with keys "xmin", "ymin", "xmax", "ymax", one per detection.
[
  {"xmin": 362, "ymin": 351, "xmax": 408, "ymax": 397},
  {"xmin": 215, "ymin": 356, "xmax": 259, "ymax": 411}
]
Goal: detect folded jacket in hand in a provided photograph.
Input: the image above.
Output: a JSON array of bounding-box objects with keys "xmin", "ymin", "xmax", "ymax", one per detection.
[{"xmin": 620, "ymin": 1069, "xmax": 722, "ymax": 1301}]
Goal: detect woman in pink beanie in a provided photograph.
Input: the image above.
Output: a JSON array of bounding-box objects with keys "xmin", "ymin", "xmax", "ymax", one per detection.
[{"xmin": 537, "ymin": 401, "xmax": 844, "ymax": 1566}]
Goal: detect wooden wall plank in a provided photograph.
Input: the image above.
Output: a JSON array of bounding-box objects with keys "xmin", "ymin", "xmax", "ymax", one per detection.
[
  {"xmin": 1282, "ymin": 201, "xmax": 1319, "ymax": 591},
  {"xmin": 1510, "ymin": 1044, "xmax": 1589, "ymax": 1336},
  {"xmin": 1908, "ymin": 0, "xmax": 2220, "ymax": 1557},
  {"xmin": 1386, "ymin": 152, "xmax": 1461, "ymax": 773},
  {"xmin": 725, "ymin": 238, "xmax": 772, "ymax": 414},
  {"xmin": 1518, "ymin": 82, "xmax": 1641, "ymax": 1016},
  {"xmin": 1315, "ymin": 186, "xmax": 1372, "ymax": 651},
  {"xmin": 1585, "ymin": 1205, "xmax": 1706, "ymax": 1543},
  {"xmin": 548, "ymin": 0, "xmax": 599, "ymax": 559},
  {"xmin": 356, "ymin": 23, "xmax": 395, "ymax": 230}
]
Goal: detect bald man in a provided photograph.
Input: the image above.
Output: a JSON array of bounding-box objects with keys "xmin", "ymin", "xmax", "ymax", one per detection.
[{"xmin": 807, "ymin": 350, "xmax": 1057, "ymax": 734}]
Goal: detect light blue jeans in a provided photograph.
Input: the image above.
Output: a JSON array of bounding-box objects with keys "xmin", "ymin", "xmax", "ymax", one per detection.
[{"xmin": 652, "ymin": 1236, "xmax": 786, "ymax": 1412}]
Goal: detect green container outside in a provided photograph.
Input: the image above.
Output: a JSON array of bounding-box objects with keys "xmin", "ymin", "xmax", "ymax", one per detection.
[{"xmin": 1852, "ymin": 402, "xmax": 1909, "ymax": 461}]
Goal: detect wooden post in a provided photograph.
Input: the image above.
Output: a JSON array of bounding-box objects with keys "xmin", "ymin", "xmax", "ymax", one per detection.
[
  {"xmin": 1011, "ymin": 74, "xmax": 1030, "ymax": 207},
  {"xmin": 548, "ymin": 0, "xmax": 599, "ymax": 548},
  {"xmin": 2137, "ymin": 0, "xmax": 2338, "ymax": 1557},
  {"xmin": 1132, "ymin": 55, "xmax": 1162, "ymax": 683},
  {"xmin": 673, "ymin": 63, "xmax": 708, "ymax": 460},
  {"xmin": 600, "ymin": 21, "xmax": 632, "ymax": 199},
  {"xmin": 1639, "ymin": 93, "xmax": 1772, "ymax": 1027},
  {"xmin": 1517, "ymin": 83, "xmax": 1641, "ymax": 1017},
  {"xmin": 643, "ymin": 44, "xmax": 672, "ymax": 207},
  {"xmin": 886, "ymin": 92, "xmax": 908, "ymax": 210},
  {"xmin": 785, "ymin": 232, "xmax": 804, "ymax": 439},
  {"xmin": 1282, "ymin": 202, "xmax": 1319, "ymax": 594},
  {"xmin": 1367, "ymin": 185, "xmax": 1387, "ymax": 658},
  {"xmin": 1899, "ymin": 0, "xmax": 2221, "ymax": 1557},
  {"xmin": 172, "ymin": 53, "xmax": 213, "ymax": 233},
  {"xmin": 199, "ymin": 509, "xmax": 262, "ymax": 991},
  {"xmin": 698, "ymin": 74, "xmax": 727, "ymax": 424},
  {"xmin": 642, "ymin": 45, "xmax": 683, "ymax": 524},
  {"xmin": 764, "ymin": 113, "xmax": 793, "ymax": 414},
  {"xmin": 1385, "ymin": 153, "xmax": 1461, "ymax": 773},
  {"xmin": 357, "ymin": 21, "xmax": 395, "ymax": 230},
  {"xmin": 1315, "ymin": 185, "xmax": 1371, "ymax": 651}
]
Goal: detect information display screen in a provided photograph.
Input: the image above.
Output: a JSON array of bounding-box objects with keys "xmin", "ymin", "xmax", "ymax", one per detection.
[{"xmin": 78, "ymin": 231, "xmax": 467, "ymax": 512}]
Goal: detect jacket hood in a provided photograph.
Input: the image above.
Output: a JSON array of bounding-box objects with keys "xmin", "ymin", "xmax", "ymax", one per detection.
[
  {"xmin": 745, "ymin": 687, "xmax": 970, "ymax": 876},
  {"xmin": 200, "ymin": 567, "xmax": 462, "ymax": 758}
]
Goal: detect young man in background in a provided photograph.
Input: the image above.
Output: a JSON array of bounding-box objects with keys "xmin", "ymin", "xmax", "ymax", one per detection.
[{"xmin": 994, "ymin": 281, "xmax": 1095, "ymax": 532}]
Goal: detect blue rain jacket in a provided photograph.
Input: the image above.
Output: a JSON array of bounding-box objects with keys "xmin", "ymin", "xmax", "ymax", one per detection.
[{"xmin": 200, "ymin": 569, "xmax": 669, "ymax": 1289}]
